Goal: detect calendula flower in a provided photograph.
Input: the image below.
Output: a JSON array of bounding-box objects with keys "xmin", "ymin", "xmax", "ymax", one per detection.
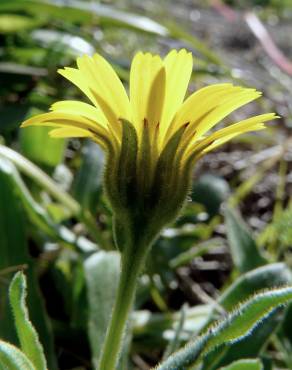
[{"xmin": 22, "ymin": 50, "xmax": 276, "ymax": 243}]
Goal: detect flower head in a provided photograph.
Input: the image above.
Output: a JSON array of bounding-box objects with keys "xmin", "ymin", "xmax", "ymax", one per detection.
[{"xmin": 22, "ymin": 50, "xmax": 277, "ymax": 246}]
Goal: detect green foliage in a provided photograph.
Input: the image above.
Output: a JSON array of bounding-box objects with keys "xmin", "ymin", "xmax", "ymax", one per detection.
[
  {"xmin": 0, "ymin": 341, "xmax": 36, "ymax": 370},
  {"xmin": 0, "ymin": 0, "xmax": 291, "ymax": 368},
  {"xmin": 156, "ymin": 286, "xmax": 292, "ymax": 369},
  {"xmin": 219, "ymin": 263, "xmax": 292, "ymax": 310},
  {"xmin": 20, "ymin": 124, "xmax": 65, "ymax": 167},
  {"xmin": 84, "ymin": 251, "xmax": 121, "ymax": 368},
  {"xmin": 0, "ymin": 158, "xmax": 56, "ymax": 369},
  {"xmin": 72, "ymin": 140, "xmax": 104, "ymax": 214},
  {"xmin": 219, "ymin": 358, "xmax": 263, "ymax": 370},
  {"xmin": 0, "ymin": 14, "xmax": 40, "ymax": 33},
  {"xmin": 192, "ymin": 174, "xmax": 230, "ymax": 216},
  {"xmin": 272, "ymin": 205, "xmax": 292, "ymax": 247},
  {"xmin": 224, "ymin": 207, "xmax": 266, "ymax": 272},
  {"xmin": 203, "ymin": 263, "xmax": 292, "ymax": 368},
  {"xmin": 9, "ymin": 272, "xmax": 47, "ymax": 370}
]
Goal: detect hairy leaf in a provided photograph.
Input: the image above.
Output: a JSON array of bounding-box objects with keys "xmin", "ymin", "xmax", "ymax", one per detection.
[
  {"xmin": 202, "ymin": 263, "xmax": 292, "ymax": 368},
  {"xmin": 9, "ymin": 272, "xmax": 47, "ymax": 370},
  {"xmin": 155, "ymin": 286, "xmax": 292, "ymax": 369}
]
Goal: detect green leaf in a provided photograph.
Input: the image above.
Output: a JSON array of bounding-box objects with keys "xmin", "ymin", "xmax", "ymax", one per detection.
[
  {"xmin": 84, "ymin": 251, "xmax": 121, "ymax": 368},
  {"xmin": 0, "ymin": 341, "xmax": 36, "ymax": 370},
  {"xmin": 52, "ymin": 249, "xmax": 88, "ymax": 330},
  {"xmin": 32, "ymin": 29, "xmax": 94, "ymax": 57},
  {"xmin": 9, "ymin": 272, "xmax": 47, "ymax": 370},
  {"xmin": 0, "ymin": 158, "xmax": 57, "ymax": 369},
  {"xmin": 219, "ymin": 358, "xmax": 263, "ymax": 370},
  {"xmin": 0, "ymin": 0, "xmax": 91, "ymax": 23},
  {"xmin": 0, "ymin": 157, "xmax": 97, "ymax": 252},
  {"xmin": 169, "ymin": 238, "xmax": 224, "ymax": 269},
  {"xmin": 155, "ymin": 286, "xmax": 292, "ymax": 370},
  {"xmin": 50, "ymin": 0, "xmax": 169, "ymax": 36},
  {"xmin": 224, "ymin": 207, "xmax": 266, "ymax": 272},
  {"xmin": 202, "ymin": 263, "xmax": 292, "ymax": 369},
  {"xmin": 220, "ymin": 263, "xmax": 292, "ymax": 310},
  {"xmin": 0, "ymin": 14, "xmax": 40, "ymax": 33},
  {"xmin": 204, "ymin": 309, "xmax": 282, "ymax": 370},
  {"xmin": 0, "ymin": 145, "xmax": 103, "ymax": 248},
  {"xmin": 0, "ymin": 144, "xmax": 79, "ymax": 215},
  {"xmin": 20, "ymin": 124, "xmax": 65, "ymax": 168},
  {"xmin": 0, "ymin": 63, "xmax": 46, "ymax": 77},
  {"xmin": 132, "ymin": 305, "xmax": 212, "ymax": 351},
  {"xmin": 192, "ymin": 174, "xmax": 230, "ymax": 216},
  {"xmin": 0, "ymin": 0, "xmax": 168, "ymax": 35},
  {"xmin": 72, "ymin": 140, "xmax": 104, "ymax": 214},
  {"xmin": 162, "ymin": 305, "xmax": 186, "ymax": 360}
]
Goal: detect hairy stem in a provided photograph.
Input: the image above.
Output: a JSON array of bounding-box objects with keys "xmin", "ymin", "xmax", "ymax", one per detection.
[{"xmin": 98, "ymin": 241, "xmax": 148, "ymax": 370}]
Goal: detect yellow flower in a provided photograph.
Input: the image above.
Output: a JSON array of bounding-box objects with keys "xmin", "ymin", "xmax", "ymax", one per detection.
[{"xmin": 21, "ymin": 50, "xmax": 277, "ymax": 244}]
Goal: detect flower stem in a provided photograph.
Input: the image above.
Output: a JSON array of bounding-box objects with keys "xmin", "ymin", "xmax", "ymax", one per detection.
[{"xmin": 98, "ymin": 243, "xmax": 147, "ymax": 370}]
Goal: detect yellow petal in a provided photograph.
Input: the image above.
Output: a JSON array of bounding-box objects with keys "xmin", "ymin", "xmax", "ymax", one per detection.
[
  {"xmin": 21, "ymin": 111, "xmax": 110, "ymax": 142},
  {"xmin": 93, "ymin": 53, "xmax": 131, "ymax": 119},
  {"xmin": 165, "ymin": 83, "xmax": 238, "ymax": 142},
  {"xmin": 201, "ymin": 127, "xmax": 263, "ymax": 154},
  {"xmin": 58, "ymin": 67, "xmax": 121, "ymax": 141},
  {"xmin": 160, "ymin": 49, "xmax": 193, "ymax": 142},
  {"xmin": 51, "ymin": 100, "xmax": 108, "ymax": 128},
  {"xmin": 49, "ymin": 127, "xmax": 93, "ymax": 138},
  {"xmin": 184, "ymin": 113, "xmax": 277, "ymax": 161},
  {"xmin": 76, "ymin": 54, "xmax": 130, "ymax": 140},
  {"xmin": 204, "ymin": 113, "xmax": 276, "ymax": 143},
  {"xmin": 50, "ymin": 127, "xmax": 108, "ymax": 151},
  {"xmin": 176, "ymin": 86, "xmax": 262, "ymax": 148},
  {"xmin": 59, "ymin": 54, "xmax": 131, "ymax": 142},
  {"xmin": 193, "ymin": 89, "xmax": 262, "ymax": 138},
  {"xmin": 130, "ymin": 52, "xmax": 164, "ymax": 135}
]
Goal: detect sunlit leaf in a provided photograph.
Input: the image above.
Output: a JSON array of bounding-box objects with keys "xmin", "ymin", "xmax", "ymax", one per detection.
[
  {"xmin": 0, "ymin": 341, "xmax": 36, "ymax": 370},
  {"xmin": 220, "ymin": 263, "xmax": 292, "ymax": 310},
  {"xmin": 155, "ymin": 286, "xmax": 292, "ymax": 369},
  {"xmin": 203, "ymin": 263, "xmax": 292, "ymax": 369},
  {"xmin": 20, "ymin": 124, "xmax": 65, "ymax": 167},
  {"xmin": 0, "ymin": 14, "xmax": 40, "ymax": 33},
  {"xmin": 32, "ymin": 29, "xmax": 95, "ymax": 56}
]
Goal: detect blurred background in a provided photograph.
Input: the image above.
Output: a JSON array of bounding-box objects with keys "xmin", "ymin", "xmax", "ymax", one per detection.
[{"xmin": 0, "ymin": 0, "xmax": 292, "ymax": 369}]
